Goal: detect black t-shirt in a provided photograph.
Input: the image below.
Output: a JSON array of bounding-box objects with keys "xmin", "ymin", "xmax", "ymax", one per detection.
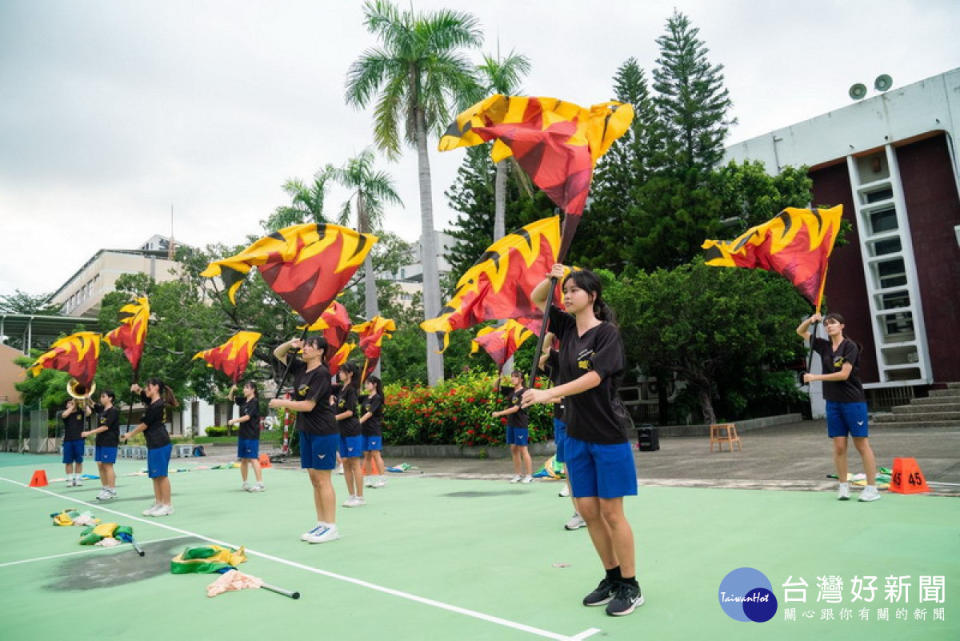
[
  {"xmin": 62, "ymin": 409, "xmax": 85, "ymax": 442},
  {"xmin": 289, "ymin": 360, "xmax": 337, "ymax": 436},
  {"xmin": 360, "ymin": 393, "xmax": 384, "ymax": 437},
  {"xmin": 501, "ymin": 386, "xmax": 529, "ymax": 428},
  {"xmin": 235, "ymin": 397, "xmax": 261, "ymax": 441},
  {"xmin": 336, "ymin": 385, "xmax": 361, "ymax": 437},
  {"xmin": 813, "ymin": 337, "xmax": 866, "ymax": 403},
  {"xmin": 140, "ymin": 394, "xmax": 171, "ymax": 450},
  {"xmin": 539, "ymin": 350, "xmax": 567, "ymax": 421},
  {"xmin": 94, "ymin": 404, "xmax": 120, "ymax": 448},
  {"xmin": 548, "ymin": 306, "xmax": 632, "ymax": 444}
]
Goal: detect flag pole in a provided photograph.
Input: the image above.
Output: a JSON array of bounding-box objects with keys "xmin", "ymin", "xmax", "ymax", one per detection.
[
  {"xmin": 806, "ymin": 261, "xmax": 831, "ymax": 375},
  {"xmin": 528, "ymin": 213, "xmax": 581, "ymax": 387}
]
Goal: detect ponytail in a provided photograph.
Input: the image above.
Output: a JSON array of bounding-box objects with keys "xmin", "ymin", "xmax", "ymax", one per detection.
[{"xmin": 146, "ymin": 377, "xmax": 179, "ymax": 408}]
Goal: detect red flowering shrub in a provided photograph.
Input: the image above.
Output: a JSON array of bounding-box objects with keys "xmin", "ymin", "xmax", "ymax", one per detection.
[{"xmin": 381, "ymin": 372, "xmax": 553, "ymax": 446}]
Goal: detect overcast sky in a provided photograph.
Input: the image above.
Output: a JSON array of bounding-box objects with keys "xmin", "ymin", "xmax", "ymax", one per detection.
[{"xmin": 1, "ymin": 0, "xmax": 958, "ymax": 298}]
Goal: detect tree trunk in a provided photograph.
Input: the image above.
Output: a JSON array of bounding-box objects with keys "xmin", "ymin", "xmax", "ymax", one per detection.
[
  {"xmin": 493, "ymin": 159, "xmax": 513, "ymax": 377},
  {"xmin": 696, "ymin": 383, "xmax": 716, "ymax": 425},
  {"xmin": 414, "ymin": 105, "xmax": 444, "ymax": 385}
]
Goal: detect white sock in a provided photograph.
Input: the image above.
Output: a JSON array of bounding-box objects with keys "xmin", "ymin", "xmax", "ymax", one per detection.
[{"xmin": 839, "ymin": 482, "xmax": 849, "ymax": 490}]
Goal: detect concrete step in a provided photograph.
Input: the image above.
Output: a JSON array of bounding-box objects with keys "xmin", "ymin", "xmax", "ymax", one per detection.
[
  {"xmin": 893, "ymin": 403, "xmax": 960, "ymax": 415},
  {"xmin": 871, "ymin": 420, "xmax": 960, "ymax": 429},
  {"xmin": 929, "ymin": 388, "xmax": 960, "ymax": 399},
  {"xmin": 874, "ymin": 411, "xmax": 960, "ymax": 423},
  {"xmin": 947, "ymin": 382, "xmax": 960, "ymax": 389},
  {"xmin": 910, "ymin": 396, "xmax": 960, "ymax": 406}
]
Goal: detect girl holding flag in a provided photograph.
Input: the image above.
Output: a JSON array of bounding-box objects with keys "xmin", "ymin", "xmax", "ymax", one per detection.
[
  {"xmin": 335, "ymin": 362, "xmax": 365, "ymax": 507},
  {"xmin": 360, "ymin": 375, "xmax": 387, "ymax": 489},
  {"xmin": 271, "ymin": 336, "xmax": 340, "ymax": 543},
  {"xmin": 228, "ymin": 382, "xmax": 264, "ymax": 492},
  {"xmin": 493, "ymin": 370, "xmax": 533, "ymax": 483},
  {"xmin": 797, "ymin": 312, "xmax": 880, "ymax": 502},
  {"xmin": 522, "ymin": 264, "xmax": 642, "ymax": 617},
  {"xmin": 123, "ymin": 379, "xmax": 178, "ymax": 516},
  {"xmin": 81, "ymin": 390, "xmax": 120, "ymax": 500}
]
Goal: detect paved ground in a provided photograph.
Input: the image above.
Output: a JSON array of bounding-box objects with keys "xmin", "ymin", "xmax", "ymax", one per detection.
[{"xmin": 245, "ymin": 419, "xmax": 960, "ymax": 497}]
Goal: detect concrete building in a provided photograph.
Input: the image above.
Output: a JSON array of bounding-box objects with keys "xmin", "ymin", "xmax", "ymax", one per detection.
[
  {"xmin": 725, "ymin": 68, "xmax": 960, "ymax": 412},
  {"xmin": 49, "ymin": 235, "xmax": 182, "ymax": 318},
  {"xmin": 383, "ymin": 231, "xmax": 456, "ymax": 309}
]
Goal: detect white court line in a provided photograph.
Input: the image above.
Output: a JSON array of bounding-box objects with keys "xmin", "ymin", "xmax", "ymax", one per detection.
[
  {"xmin": 0, "ymin": 535, "xmax": 188, "ymax": 568},
  {"xmin": 1, "ymin": 476, "xmax": 602, "ymax": 641}
]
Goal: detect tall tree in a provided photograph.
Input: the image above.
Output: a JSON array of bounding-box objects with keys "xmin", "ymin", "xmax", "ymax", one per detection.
[
  {"xmin": 473, "ymin": 49, "xmax": 532, "ymax": 242},
  {"xmin": 0, "ymin": 290, "xmax": 60, "ymax": 315},
  {"xmin": 261, "ymin": 169, "xmax": 332, "ymax": 232},
  {"xmin": 330, "ymin": 149, "xmax": 403, "ymax": 327},
  {"xmin": 651, "ymin": 9, "xmax": 734, "ymax": 178},
  {"xmin": 345, "ymin": 0, "xmax": 483, "ymax": 385}
]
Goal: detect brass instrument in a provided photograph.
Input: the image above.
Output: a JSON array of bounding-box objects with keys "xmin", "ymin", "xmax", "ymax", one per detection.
[{"xmin": 67, "ymin": 378, "xmax": 96, "ymax": 407}]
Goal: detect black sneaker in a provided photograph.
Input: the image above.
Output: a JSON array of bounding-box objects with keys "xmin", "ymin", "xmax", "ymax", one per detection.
[
  {"xmin": 605, "ymin": 581, "xmax": 644, "ymax": 616},
  {"xmin": 582, "ymin": 577, "xmax": 617, "ymax": 606}
]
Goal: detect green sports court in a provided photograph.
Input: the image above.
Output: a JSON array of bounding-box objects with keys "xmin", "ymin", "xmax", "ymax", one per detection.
[{"xmin": 0, "ymin": 452, "xmax": 956, "ymax": 641}]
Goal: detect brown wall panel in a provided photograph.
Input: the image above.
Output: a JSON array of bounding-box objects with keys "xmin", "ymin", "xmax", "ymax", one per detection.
[{"xmin": 897, "ymin": 134, "xmax": 960, "ymax": 382}]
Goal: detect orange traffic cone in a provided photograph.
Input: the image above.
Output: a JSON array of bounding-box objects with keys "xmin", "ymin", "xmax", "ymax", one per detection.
[
  {"xmin": 889, "ymin": 457, "xmax": 930, "ymax": 494},
  {"xmin": 28, "ymin": 470, "xmax": 48, "ymax": 487},
  {"xmin": 258, "ymin": 453, "xmax": 272, "ymax": 469}
]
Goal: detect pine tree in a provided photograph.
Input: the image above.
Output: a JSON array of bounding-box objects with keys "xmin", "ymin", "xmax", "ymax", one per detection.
[
  {"xmin": 571, "ymin": 58, "xmax": 656, "ymax": 272},
  {"xmin": 651, "ymin": 9, "xmax": 734, "ymax": 178}
]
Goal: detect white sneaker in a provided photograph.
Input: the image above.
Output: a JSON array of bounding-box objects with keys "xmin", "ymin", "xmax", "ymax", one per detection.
[
  {"xmin": 241, "ymin": 482, "xmax": 251, "ymax": 492},
  {"xmin": 564, "ymin": 513, "xmax": 587, "ymax": 530},
  {"xmin": 559, "ymin": 486, "xmax": 570, "ymax": 497},
  {"xmin": 249, "ymin": 483, "xmax": 264, "ymax": 492},
  {"xmin": 521, "ymin": 475, "xmax": 533, "ymax": 484},
  {"xmin": 364, "ymin": 477, "xmax": 376, "ymax": 488},
  {"xmin": 95, "ymin": 490, "xmax": 110, "ymax": 501},
  {"xmin": 837, "ymin": 483, "xmax": 850, "ymax": 501},
  {"xmin": 337, "ymin": 465, "xmax": 344, "ymax": 475},
  {"xmin": 342, "ymin": 496, "xmax": 364, "ymax": 507},
  {"xmin": 152, "ymin": 504, "xmax": 174, "ymax": 516},
  {"xmin": 68, "ymin": 479, "xmax": 76, "ymax": 487},
  {"xmin": 305, "ymin": 524, "xmax": 340, "ymax": 544},
  {"xmin": 142, "ymin": 504, "xmax": 161, "ymax": 516},
  {"xmin": 858, "ymin": 485, "xmax": 881, "ymax": 502},
  {"xmin": 301, "ymin": 522, "xmax": 326, "ymax": 541},
  {"xmin": 75, "ymin": 478, "xmax": 83, "ymax": 486},
  {"xmin": 509, "ymin": 475, "xmax": 522, "ymax": 483},
  {"xmin": 374, "ymin": 477, "xmax": 386, "ymax": 488}
]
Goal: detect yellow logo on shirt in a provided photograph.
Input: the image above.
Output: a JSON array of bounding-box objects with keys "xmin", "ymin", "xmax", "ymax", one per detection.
[
  {"xmin": 577, "ymin": 359, "xmax": 591, "ymax": 370},
  {"xmin": 298, "ymin": 384, "xmax": 310, "ymax": 397},
  {"xmin": 833, "ymin": 357, "xmax": 846, "ymax": 369}
]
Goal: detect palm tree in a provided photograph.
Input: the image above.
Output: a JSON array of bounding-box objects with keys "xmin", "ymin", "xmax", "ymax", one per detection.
[
  {"xmin": 474, "ymin": 49, "xmax": 531, "ymax": 242},
  {"xmin": 345, "ymin": 0, "xmax": 482, "ymax": 385},
  {"xmin": 330, "ymin": 149, "xmax": 403, "ymax": 324},
  {"xmin": 262, "ymin": 169, "xmax": 332, "ymax": 232}
]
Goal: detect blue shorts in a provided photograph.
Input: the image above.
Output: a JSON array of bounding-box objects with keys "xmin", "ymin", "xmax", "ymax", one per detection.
[
  {"xmin": 553, "ymin": 419, "xmax": 567, "ymax": 463},
  {"xmin": 95, "ymin": 446, "xmax": 117, "ymax": 464},
  {"xmin": 339, "ymin": 434, "xmax": 364, "ymax": 458},
  {"xmin": 565, "ymin": 436, "xmax": 638, "ymax": 499},
  {"xmin": 237, "ymin": 438, "xmax": 260, "ymax": 459},
  {"xmin": 300, "ymin": 432, "xmax": 337, "ymax": 470},
  {"xmin": 363, "ymin": 435, "xmax": 382, "ymax": 451},
  {"xmin": 826, "ymin": 401, "xmax": 869, "ymax": 438},
  {"xmin": 147, "ymin": 444, "xmax": 172, "ymax": 478},
  {"xmin": 506, "ymin": 427, "xmax": 529, "ymax": 446},
  {"xmin": 62, "ymin": 440, "xmax": 84, "ymax": 464}
]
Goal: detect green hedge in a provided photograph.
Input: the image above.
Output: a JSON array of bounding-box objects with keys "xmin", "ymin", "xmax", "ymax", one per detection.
[{"xmin": 381, "ymin": 372, "xmax": 553, "ymax": 447}]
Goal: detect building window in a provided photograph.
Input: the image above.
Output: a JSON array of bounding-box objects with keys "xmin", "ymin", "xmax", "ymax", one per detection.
[
  {"xmin": 868, "ymin": 237, "xmax": 901, "ymax": 257},
  {"xmin": 875, "ymin": 258, "xmax": 907, "ymax": 289},
  {"xmin": 867, "ymin": 206, "xmax": 898, "ymax": 234}
]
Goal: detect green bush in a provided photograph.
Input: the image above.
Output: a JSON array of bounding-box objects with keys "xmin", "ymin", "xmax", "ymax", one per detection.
[
  {"xmin": 382, "ymin": 372, "xmax": 553, "ymax": 447},
  {"xmin": 204, "ymin": 425, "xmax": 228, "ymax": 437}
]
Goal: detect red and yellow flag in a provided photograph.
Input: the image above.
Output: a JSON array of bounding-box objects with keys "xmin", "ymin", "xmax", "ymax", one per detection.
[
  {"xmin": 352, "ymin": 316, "xmax": 395, "ymax": 382},
  {"xmin": 439, "ymin": 95, "xmax": 634, "ymax": 215},
  {"xmin": 103, "ymin": 297, "xmax": 149, "ymax": 373},
  {"xmin": 201, "ymin": 223, "xmax": 377, "ymax": 325},
  {"xmin": 303, "ymin": 301, "xmax": 352, "ymax": 350},
  {"xmin": 29, "ymin": 332, "xmax": 101, "ymax": 387},
  {"xmin": 327, "ymin": 342, "xmax": 355, "ymax": 377},
  {"xmin": 702, "ymin": 206, "xmax": 844, "ymax": 310},
  {"xmin": 192, "ymin": 331, "xmax": 262, "ymax": 383},
  {"xmin": 470, "ymin": 320, "xmax": 534, "ymax": 370},
  {"xmin": 420, "ymin": 217, "xmax": 562, "ymax": 350}
]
